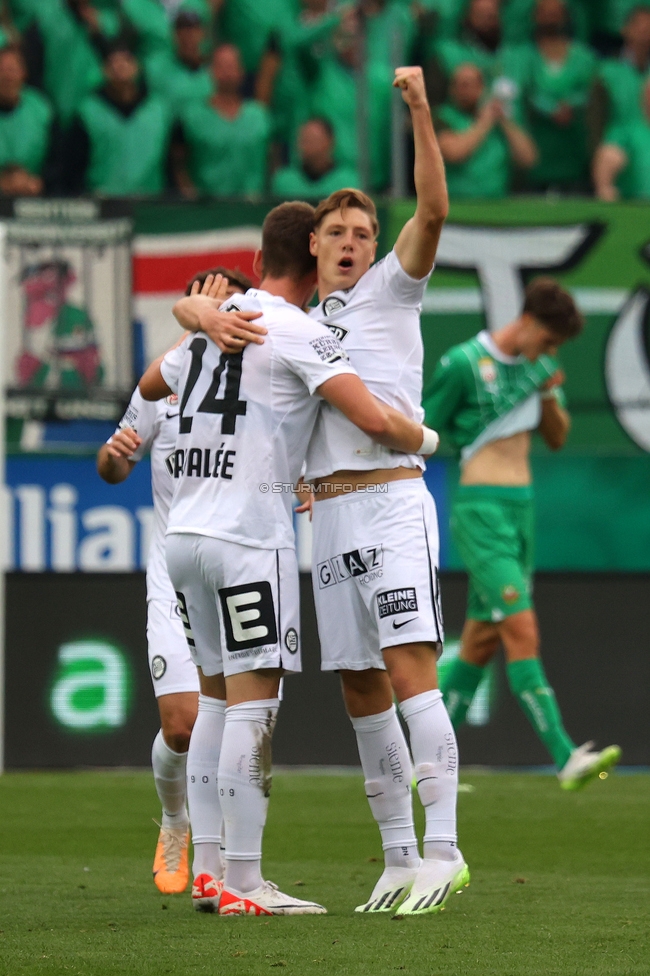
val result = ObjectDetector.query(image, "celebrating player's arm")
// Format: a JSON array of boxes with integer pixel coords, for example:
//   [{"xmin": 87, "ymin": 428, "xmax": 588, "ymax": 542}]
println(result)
[
  {"xmin": 139, "ymin": 337, "xmax": 438, "ymax": 459},
  {"xmin": 172, "ymin": 279, "xmax": 267, "ymax": 354},
  {"xmin": 392, "ymin": 65, "xmax": 449, "ymax": 279},
  {"xmin": 538, "ymin": 369, "xmax": 570, "ymax": 450},
  {"xmin": 317, "ymin": 373, "xmax": 438, "ymax": 456}
]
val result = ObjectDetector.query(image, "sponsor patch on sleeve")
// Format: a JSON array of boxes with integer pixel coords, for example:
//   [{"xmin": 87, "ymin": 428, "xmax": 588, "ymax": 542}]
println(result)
[
  {"xmin": 119, "ymin": 403, "xmax": 138, "ymax": 430},
  {"xmin": 310, "ymin": 335, "xmax": 349, "ymax": 364}
]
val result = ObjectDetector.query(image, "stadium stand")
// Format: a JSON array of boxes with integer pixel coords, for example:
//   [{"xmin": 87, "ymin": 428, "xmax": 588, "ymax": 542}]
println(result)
[{"xmin": 0, "ymin": 0, "xmax": 648, "ymax": 198}]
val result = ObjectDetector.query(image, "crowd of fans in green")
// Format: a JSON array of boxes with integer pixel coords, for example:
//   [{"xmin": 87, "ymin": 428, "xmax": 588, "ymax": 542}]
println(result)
[{"xmin": 0, "ymin": 0, "xmax": 649, "ymax": 200}]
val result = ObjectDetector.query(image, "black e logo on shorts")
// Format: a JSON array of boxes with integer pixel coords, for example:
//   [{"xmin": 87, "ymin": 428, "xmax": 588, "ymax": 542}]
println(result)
[
  {"xmin": 377, "ymin": 588, "xmax": 418, "ymax": 619},
  {"xmin": 219, "ymin": 581, "xmax": 278, "ymax": 652}
]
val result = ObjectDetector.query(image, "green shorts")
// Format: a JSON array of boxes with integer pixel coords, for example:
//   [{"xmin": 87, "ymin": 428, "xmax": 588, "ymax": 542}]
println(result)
[{"xmin": 450, "ymin": 485, "xmax": 535, "ymax": 622}]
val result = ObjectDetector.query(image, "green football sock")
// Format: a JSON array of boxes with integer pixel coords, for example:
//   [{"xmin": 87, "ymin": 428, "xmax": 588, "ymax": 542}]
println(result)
[
  {"xmin": 441, "ymin": 658, "xmax": 484, "ymax": 729},
  {"xmin": 506, "ymin": 658, "xmax": 575, "ymax": 770}
]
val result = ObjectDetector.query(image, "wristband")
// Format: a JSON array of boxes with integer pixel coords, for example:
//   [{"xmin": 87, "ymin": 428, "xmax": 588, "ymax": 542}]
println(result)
[
  {"xmin": 541, "ymin": 388, "xmax": 559, "ymax": 401},
  {"xmin": 418, "ymin": 426, "xmax": 440, "ymax": 455}
]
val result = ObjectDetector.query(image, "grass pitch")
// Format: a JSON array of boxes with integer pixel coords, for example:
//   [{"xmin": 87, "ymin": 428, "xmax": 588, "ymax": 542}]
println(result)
[{"xmin": 0, "ymin": 769, "xmax": 647, "ymax": 976}]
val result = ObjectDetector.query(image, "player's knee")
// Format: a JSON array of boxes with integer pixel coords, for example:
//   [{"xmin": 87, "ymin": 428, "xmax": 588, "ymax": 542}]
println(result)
[
  {"xmin": 340, "ymin": 669, "xmax": 393, "ymax": 717},
  {"xmin": 161, "ymin": 721, "xmax": 193, "ymax": 753},
  {"xmin": 500, "ymin": 611, "xmax": 539, "ymax": 654}
]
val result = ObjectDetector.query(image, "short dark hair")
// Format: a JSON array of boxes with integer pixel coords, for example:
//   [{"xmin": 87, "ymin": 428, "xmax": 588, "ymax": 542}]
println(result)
[
  {"xmin": 523, "ymin": 277, "xmax": 583, "ymax": 339},
  {"xmin": 313, "ymin": 188, "xmax": 379, "ymax": 237},
  {"xmin": 261, "ymin": 201, "xmax": 316, "ymax": 280},
  {"xmin": 184, "ymin": 266, "xmax": 253, "ymax": 296}
]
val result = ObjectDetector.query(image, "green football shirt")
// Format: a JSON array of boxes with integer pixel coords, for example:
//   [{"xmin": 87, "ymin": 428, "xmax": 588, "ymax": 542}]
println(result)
[
  {"xmin": 515, "ymin": 41, "xmax": 597, "ymax": 187},
  {"xmin": 180, "ymin": 98, "xmax": 271, "ymax": 198},
  {"xmin": 605, "ymin": 119, "xmax": 650, "ymax": 199},
  {"xmin": 0, "ymin": 87, "xmax": 53, "ymax": 175},
  {"xmin": 423, "ymin": 331, "xmax": 560, "ymax": 461},
  {"xmin": 144, "ymin": 52, "xmax": 212, "ymax": 115},
  {"xmin": 78, "ymin": 91, "xmax": 174, "ymax": 195},
  {"xmin": 599, "ymin": 58, "xmax": 650, "ymax": 126},
  {"xmin": 33, "ymin": 0, "xmax": 120, "ymax": 127},
  {"xmin": 436, "ymin": 104, "xmax": 512, "ymax": 199}
]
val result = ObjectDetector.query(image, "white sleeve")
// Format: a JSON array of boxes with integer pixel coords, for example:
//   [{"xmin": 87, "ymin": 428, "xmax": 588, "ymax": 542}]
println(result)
[
  {"xmin": 160, "ymin": 336, "xmax": 191, "ymax": 393},
  {"xmin": 274, "ymin": 318, "xmax": 358, "ymax": 395},
  {"xmin": 376, "ymin": 248, "xmax": 432, "ymax": 307},
  {"xmin": 113, "ymin": 387, "xmax": 159, "ymax": 462}
]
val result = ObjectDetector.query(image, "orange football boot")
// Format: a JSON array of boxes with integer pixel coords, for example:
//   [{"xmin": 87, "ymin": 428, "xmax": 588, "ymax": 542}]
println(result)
[{"xmin": 153, "ymin": 824, "xmax": 190, "ymax": 894}]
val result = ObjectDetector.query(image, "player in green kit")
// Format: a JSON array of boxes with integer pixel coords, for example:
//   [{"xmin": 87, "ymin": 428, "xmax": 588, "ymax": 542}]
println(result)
[{"xmin": 424, "ymin": 278, "xmax": 621, "ymax": 790}]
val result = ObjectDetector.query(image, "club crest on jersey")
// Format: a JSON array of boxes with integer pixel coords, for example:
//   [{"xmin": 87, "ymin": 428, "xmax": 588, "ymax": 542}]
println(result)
[
  {"xmin": 502, "ymin": 584, "xmax": 520, "ymax": 604},
  {"xmin": 478, "ymin": 357, "xmax": 498, "ymax": 384},
  {"xmin": 323, "ymin": 295, "xmax": 346, "ymax": 316},
  {"xmin": 284, "ymin": 627, "xmax": 299, "ymax": 654},
  {"xmin": 151, "ymin": 655, "xmax": 167, "ymax": 680}
]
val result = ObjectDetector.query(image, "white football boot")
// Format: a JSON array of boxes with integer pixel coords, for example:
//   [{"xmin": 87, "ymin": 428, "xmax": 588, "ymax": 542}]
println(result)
[
  {"xmin": 218, "ymin": 880, "xmax": 327, "ymax": 916},
  {"xmin": 393, "ymin": 853, "xmax": 470, "ymax": 918},
  {"xmin": 355, "ymin": 866, "xmax": 419, "ymax": 913},
  {"xmin": 558, "ymin": 742, "xmax": 621, "ymax": 791}
]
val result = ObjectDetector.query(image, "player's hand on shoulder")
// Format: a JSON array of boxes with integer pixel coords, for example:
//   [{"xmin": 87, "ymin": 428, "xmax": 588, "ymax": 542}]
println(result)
[
  {"xmin": 393, "ymin": 66, "xmax": 428, "ymax": 108},
  {"xmin": 194, "ymin": 301, "xmax": 267, "ymax": 354},
  {"xmin": 107, "ymin": 427, "xmax": 142, "ymax": 459}
]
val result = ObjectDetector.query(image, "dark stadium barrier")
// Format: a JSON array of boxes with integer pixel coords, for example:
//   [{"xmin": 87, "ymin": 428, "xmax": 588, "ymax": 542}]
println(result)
[{"xmin": 4, "ymin": 572, "xmax": 649, "ymax": 768}]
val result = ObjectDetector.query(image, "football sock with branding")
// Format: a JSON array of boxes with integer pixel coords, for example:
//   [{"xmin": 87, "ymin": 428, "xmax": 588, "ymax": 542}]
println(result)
[
  {"xmin": 152, "ymin": 728, "xmax": 189, "ymax": 829},
  {"xmin": 186, "ymin": 695, "xmax": 226, "ymax": 879},
  {"xmin": 349, "ymin": 706, "xmax": 420, "ymax": 868},
  {"xmin": 219, "ymin": 699, "xmax": 279, "ymax": 894},
  {"xmin": 507, "ymin": 659, "xmax": 575, "ymax": 770},
  {"xmin": 399, "ymin": 690, "xmax": 458, "ymax": 859},
  {"xmin": 440, "ymin": 658, "xmax": 484, "ymax": 729}
]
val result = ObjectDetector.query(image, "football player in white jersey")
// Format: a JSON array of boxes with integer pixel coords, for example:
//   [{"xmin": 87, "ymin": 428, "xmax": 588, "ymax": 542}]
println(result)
[
  {"xmin": 173, "ymin": 66, "xmax": 466, "ymax": 918},
  {"xmin": 138, "ymin": 202, "xmax": 439, "ymax": 917},
  {"xmin": 97, "ymin": 267, "xmax": 251, "ymax": 895},
  {"xmin": 302, "ymin": 67, "xmax": 467, "ymax": 919}
]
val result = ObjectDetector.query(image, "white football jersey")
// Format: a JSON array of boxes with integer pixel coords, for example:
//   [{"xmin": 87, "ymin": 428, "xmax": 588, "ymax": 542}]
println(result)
[
  {"xmin": 304, "ymin": 249, "xmax": 431, "ymax": 480},
  {"xmin": 161, "ymin": 288, "xmax": 357, "ymax": 550},
  {"xmin": 113, "ymin": 387, "xmax": 179, "ymax": 602}
]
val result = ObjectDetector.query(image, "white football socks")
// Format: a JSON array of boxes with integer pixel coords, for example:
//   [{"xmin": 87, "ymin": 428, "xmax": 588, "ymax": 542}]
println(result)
[
  {"xmin": 350, "ymin": 706, "xmax": 420, "ymax": 868},
  {"xmin": 399, "ymin": 689, "xmax": 459, "ymax": 860},
  {"xmin": 186, "ymin": 695, "xmax": 226, "ymax": 880},
  {"xmin": 151, "ymin": 728, "xmax": 189, "ymax": 829},
  {"xmin": 218, "ymin": 698, "xmax": 279, "ymax": 894}
]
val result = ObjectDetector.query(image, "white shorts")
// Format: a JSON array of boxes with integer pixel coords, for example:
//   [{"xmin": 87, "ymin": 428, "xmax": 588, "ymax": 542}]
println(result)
[
  {"xmin": 311, "ymin": 478, "xmax": 443, "ymax": 672},
  {"xmin": 147, "ymin": 597, "xmax": 200, "ymax": 697},
  {"xmin": 165, "ymin": 533, "xmax": 301, "ymax": 679}
]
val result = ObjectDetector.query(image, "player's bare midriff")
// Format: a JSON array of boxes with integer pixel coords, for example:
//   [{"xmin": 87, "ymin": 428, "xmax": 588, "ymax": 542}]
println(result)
[
  {"xmin": 460, "ymin": 431, "xmax": 532, "ymax": 486},
  {"xmin": 313, "ymin": 465, "xmax": 422, "ymax": 500}
]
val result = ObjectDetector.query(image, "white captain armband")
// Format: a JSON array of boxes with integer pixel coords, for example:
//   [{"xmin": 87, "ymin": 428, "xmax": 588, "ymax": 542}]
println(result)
[{"xmin": 418, "ymin": 426, "xmax": 440, "ymax": 455}]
